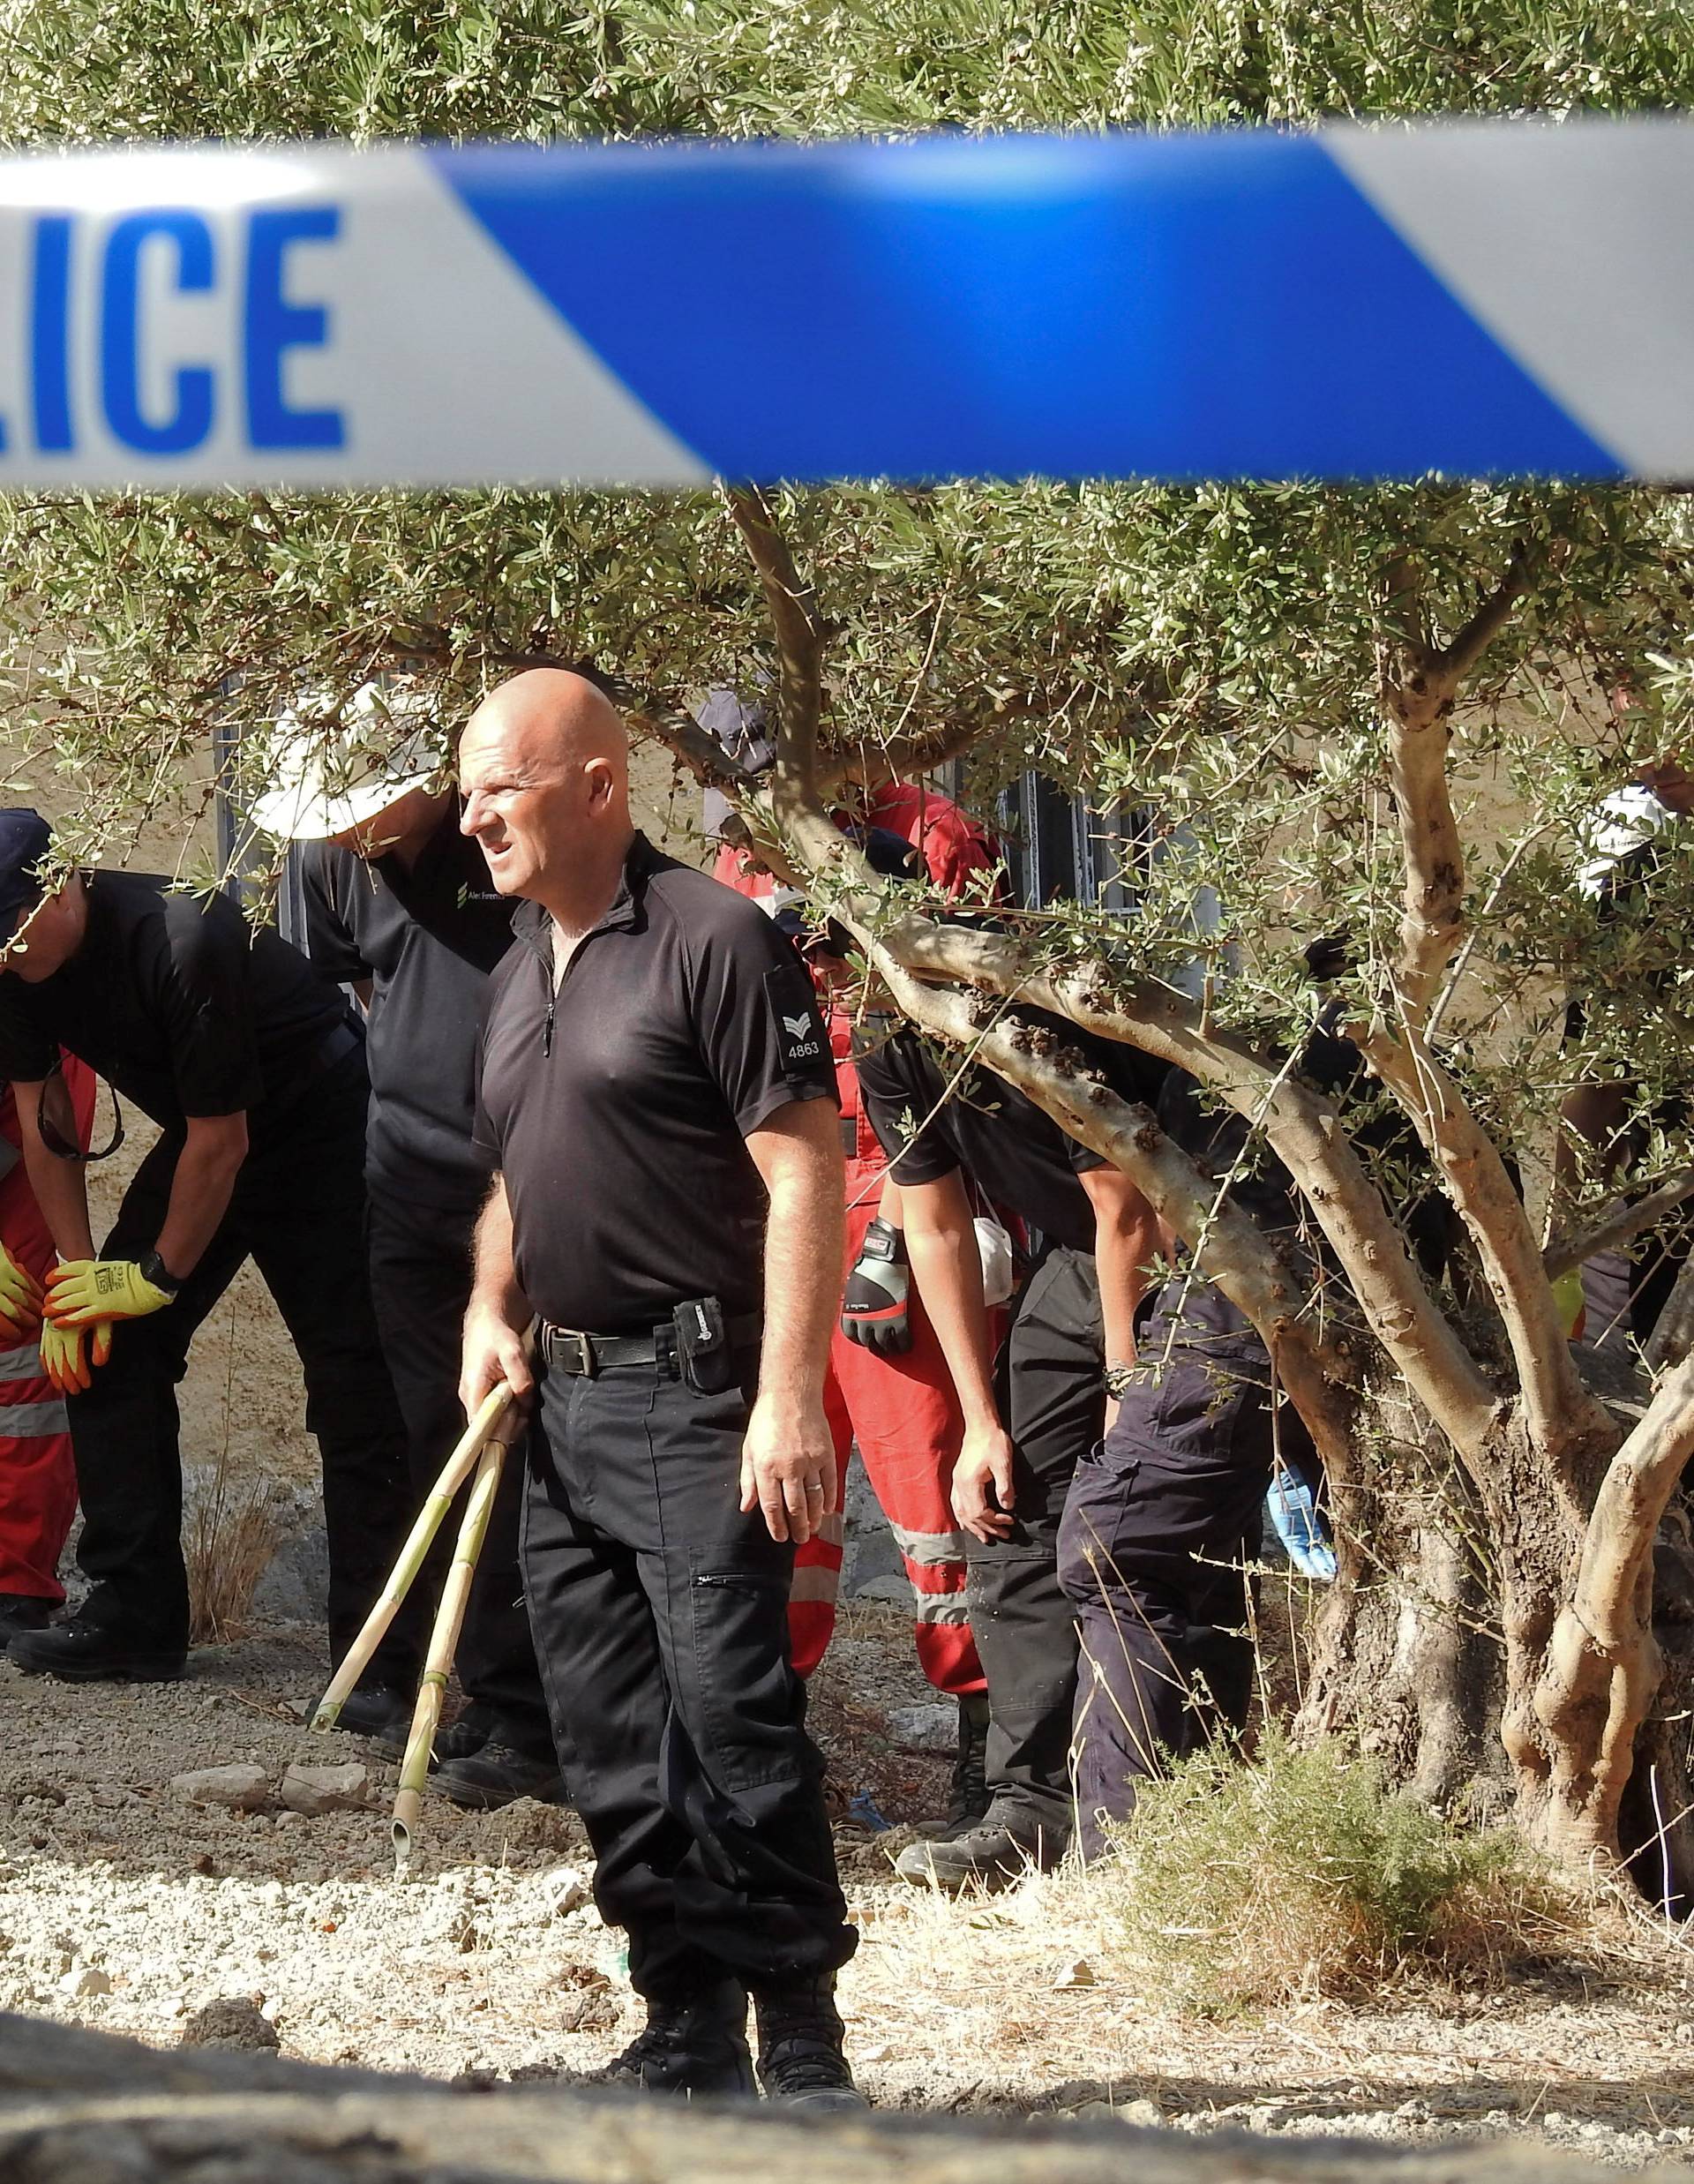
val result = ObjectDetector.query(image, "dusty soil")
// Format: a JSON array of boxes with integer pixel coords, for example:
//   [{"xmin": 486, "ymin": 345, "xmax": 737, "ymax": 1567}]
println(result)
[{"xmin": 0, "ymin": 1600, "xmax": 1690, "ymax": 2172}]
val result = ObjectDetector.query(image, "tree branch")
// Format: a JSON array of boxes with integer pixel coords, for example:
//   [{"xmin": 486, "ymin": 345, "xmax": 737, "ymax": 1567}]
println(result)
[
  {"xmin": 726, "ymin": 486, "xmax": 824, "ymax": 812},
  {"xmin": 868, "ymin": 950, "xmax": 1362, "ymax": 1465},
  {"xmin": 886, "ymin": 920, "xmax": 1501, "ymax": 1457},
  {"xmin": 1358, "ymin": 1024, "xmax": 1615, "ymax": 1471},
  {"xmin": 1544, "ymin": 1168, "xmax": 1694, "ymax": 1285},
  {"xmin": 1533, "ymin": 1346, "xmax": 1694, "ymax": 1852},
  {"xmin": 1378, "ymin": 541, "xmax": 1537, "ymax": 1030}
]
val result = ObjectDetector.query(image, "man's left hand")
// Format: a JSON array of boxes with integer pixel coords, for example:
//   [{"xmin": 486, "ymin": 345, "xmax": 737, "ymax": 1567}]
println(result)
[
  {"xmin": 47, "ymin": 1258, "xmax": 174, "ymax": 1329},
  {"xmin": 739, "ymin": 1392, "xmax": 836, "ymax": 1546}
]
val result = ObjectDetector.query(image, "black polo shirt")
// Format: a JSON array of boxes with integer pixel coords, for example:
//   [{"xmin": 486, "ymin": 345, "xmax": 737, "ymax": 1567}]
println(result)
[
  {"xmin": 473, "ymin": 833, "xmax": 836, "ymax": 1332},
  {"xmin": 297, "ymin": 799, "xmax": 515, "ymax": 1211},
  {"xmin": 855, "ymin": 1015, "xmax": 1169, "ymax": 1253},
  {"xmin": 0, "ymin": 872, "xmax": 350, "ymax": 1138}
]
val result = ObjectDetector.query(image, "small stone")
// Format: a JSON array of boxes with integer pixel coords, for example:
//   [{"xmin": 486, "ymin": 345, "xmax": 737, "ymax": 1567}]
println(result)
[
  {"xmin": 1053, "ymin": 1956, "xmax": 1096, "ymax": 1989},
  {"xmin": 858, "ymin": 2042, "xmax": 896, "ymax": 2065},
  {"xmin": 1120, "ymin": 2098, "xmax": 1163, "ymax": 2128},
  {"xmin": 58, "ymin": 1964, "xmax": 110, "ymax": 1997},
  {"xmin": 169, "ymin": 1764, "xmax": 270, "ymax": 1812},
  {"xmin": 181, "ymin": 1995, "xmax": 281, "ymax": 2052},
  {"xmin": 543, "ymin": 1865, "xmax": 591, "ymax": 1917},
  {"xmin": 279, "ymin": 1762, "xmax": 370, "ymax": 1816},
  {"xmin": 886, "ymin": 1701, "xmax": 957, "ymax": 1752}
]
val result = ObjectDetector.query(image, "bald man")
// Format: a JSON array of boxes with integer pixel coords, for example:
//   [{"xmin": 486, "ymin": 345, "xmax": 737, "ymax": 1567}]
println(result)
[{"xmin": 457, "ymin": 672, "xmax": 863, "ymax": 2111}]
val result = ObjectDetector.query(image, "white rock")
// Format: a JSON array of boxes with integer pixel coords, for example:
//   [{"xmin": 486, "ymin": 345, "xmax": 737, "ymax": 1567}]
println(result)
[
  {"xmin": 59, "ymin": 1964, "xmax": 110, "ymax": 1997},
  {"xmin": 543, "ymin": 1865, "xmax": 591, "ymax": 1917},
  {"xmin": 279, "ymin": 1763, "xmax": 370, "ymax": 1816},
  {"xmin": 886, "ymin": 1701, "xmax": 957, "ymax": 1752},
  {"xmin": 169, "ymin": 1765, "xmax": 271, "ymax": 1813}
]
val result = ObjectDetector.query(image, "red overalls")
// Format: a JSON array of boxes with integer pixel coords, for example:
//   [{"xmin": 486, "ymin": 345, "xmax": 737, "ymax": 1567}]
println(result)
[
  {"xmin": 711, "ymin": 787, "xmax": 995, "ymax": 1693},
  {"xmin": 786, "ymin": 1001, "xmax": 984, "ymax": 1692},
  {"xmin": 0, "ymin": 1060, "xmax": 94, "ymax": 1600}
]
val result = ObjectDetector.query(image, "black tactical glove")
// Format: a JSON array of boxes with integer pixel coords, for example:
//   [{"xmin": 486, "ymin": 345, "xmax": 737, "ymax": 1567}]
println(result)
[{"xmin": 839, "ymin": 1217, "xmax": 912, "ymax": 1356}]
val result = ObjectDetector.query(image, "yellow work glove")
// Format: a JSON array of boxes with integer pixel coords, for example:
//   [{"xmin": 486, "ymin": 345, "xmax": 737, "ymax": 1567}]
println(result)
[
  {"xmin": 1550, "ymin": 1268, "xmax": 1586, "ymax": 1342},
  {"xmin": 46, "ymin": 1257, "xmax": 174, "ymax": 1329},
  {"xmin": 0, "ymin": 1241, "xmax": 42, "ymax": 1347},
  {"xmin": 39, "ymin": 1315, "xmax": 111, "ymax": 1397}
]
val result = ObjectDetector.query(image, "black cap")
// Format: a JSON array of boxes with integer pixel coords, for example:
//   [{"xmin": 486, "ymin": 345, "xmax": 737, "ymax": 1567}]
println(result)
[{"xmin": 0, "ymin": 809, "xmax": 52, "ymax": 943}]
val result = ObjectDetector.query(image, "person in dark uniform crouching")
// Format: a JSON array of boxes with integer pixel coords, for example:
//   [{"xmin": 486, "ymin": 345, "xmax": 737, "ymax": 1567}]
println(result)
[
  {"xmin": 252, "ymin": 685, "xmax": 560, "ymax": 1804},
  {"xmin": 457, "ymin": 670, "xmax": 863, "ymax": 2110},
  {"xmin": 0, "ymin": 811, "xmax": 416, "ymax": 1722}
]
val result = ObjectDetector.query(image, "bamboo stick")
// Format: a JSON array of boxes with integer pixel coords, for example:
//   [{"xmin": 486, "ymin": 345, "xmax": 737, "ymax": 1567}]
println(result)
[
  {"xmin": 393, "ymin": 1437, "xmax": 506, "ymax": 1876},
  {"xmin": 311, "ymin": 1381, "xmax": 514, "ymax": 1734}
]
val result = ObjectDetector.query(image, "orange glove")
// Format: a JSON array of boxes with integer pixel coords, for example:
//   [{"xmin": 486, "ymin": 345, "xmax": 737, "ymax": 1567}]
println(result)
[{"xmin": 39, "ymin": 1314, "xmax": 112, "ymax": 1397}]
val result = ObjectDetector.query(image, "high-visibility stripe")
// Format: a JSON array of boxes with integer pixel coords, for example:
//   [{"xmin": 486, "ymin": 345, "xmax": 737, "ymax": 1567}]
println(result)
[
  {"xmin": 0, "ymin": 1342, "xmax": 42, "ymax": 1377},
  {"xmin": 0, "ymin": 1397, "xmax": 68, "ymax": 1436},
  {"xmin": 890, "ymin": 1519, "xmax": 972, "ymax": 1568},
  {"xmin": 790, "ymin": 1565, "xmax": 843, "ymax": 1606},
  {"xmin": 912, "ymin": 1595, "xmax": 973, "ymax": 1626}
]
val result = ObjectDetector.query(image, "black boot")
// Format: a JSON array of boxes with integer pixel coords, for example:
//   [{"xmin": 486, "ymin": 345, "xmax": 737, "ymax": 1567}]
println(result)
[
  {"xmin": 434, "ymin": 1703, "xmax": 496, "ymax": 1767},
  {"xmin": 321, "ymin": 1681, "xmax": 413, "ymax": 1758},
  {"xmin": 914, "ymin": 1692, "xmax": 990, "ymax": 1838},
  {"xmin": 431, "ymin": 1742, "xmax": 567, "ymax": 1811},
  {"xmin": 753, "ymin": 1977, "xmax": 866, "ymax": 2112},
  {"xmin": 0, "ymin": 1595, "xmax": 54, "ymax": 1642},
  {"xmin": 590, "ymin": 1979, "xmax": 754, "ymax": 2098},
  {"xmin": 8, "ymin": 1612, "xmax": 184, "ymax": 1684}
]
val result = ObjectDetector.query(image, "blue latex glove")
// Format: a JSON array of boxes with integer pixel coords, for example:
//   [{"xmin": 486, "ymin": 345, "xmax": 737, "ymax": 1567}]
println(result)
[{"xmin": 1266, "ymin": 1466, "xmax": 1338, "ymax": 1582}]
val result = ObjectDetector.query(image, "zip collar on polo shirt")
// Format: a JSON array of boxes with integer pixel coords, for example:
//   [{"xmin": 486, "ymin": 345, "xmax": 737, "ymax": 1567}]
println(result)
[{"xmin": 511, "ymin": 831, "xmax": 658, "ymax": 966}]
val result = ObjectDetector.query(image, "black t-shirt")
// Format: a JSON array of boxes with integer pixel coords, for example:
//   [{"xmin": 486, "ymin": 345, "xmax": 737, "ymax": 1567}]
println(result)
[
  {"xmin": 297, "ymin": 801, "xmax": 514, "ymax": 1210},
  {"xmin": 0, "ymin": 872, "xmax": 350, "ymax": 1137},
  {"xmin": 473, "ymin": 833, "xmax": 836, "ymax": 1331},
  {"xmin": 855, "ymin": 1013, "xmax": 1169, "ymax": 1253}
]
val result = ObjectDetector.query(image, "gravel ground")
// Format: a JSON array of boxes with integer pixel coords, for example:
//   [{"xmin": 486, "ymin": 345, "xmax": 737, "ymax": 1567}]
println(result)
[{"xmin": 1, "ymin": 1602, "xmax": 1692, "ymax": 2170}]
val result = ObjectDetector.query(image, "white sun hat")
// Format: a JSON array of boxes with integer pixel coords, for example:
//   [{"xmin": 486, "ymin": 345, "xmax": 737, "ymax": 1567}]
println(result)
[{"xmin": 248, "ymin": 680, "xmax": 448, "ymax": 843}]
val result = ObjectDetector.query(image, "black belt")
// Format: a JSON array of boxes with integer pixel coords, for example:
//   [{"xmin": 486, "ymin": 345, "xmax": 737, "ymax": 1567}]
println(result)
[{"xmin": 540, "ymin": 1313, "xmax": 761, "ymax": 1377}]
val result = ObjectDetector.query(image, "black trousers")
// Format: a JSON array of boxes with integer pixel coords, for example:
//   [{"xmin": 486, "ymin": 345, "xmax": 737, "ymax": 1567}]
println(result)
[
  {"xmin": 65, "ymin": 1055, "xmax": 417, "ymax": 1675},
  {"xmin": 365, "ymin": 1185, "xmax": 551, "ymax": 1757},
  {"xmin": 1060, "ymin": 1277, "xmax": 1293, "ymax": 1857},
  {"xmin": 967, "ymin": 1244, "xmax": 1104, "ymax": 1841},
  {"xmin": 521, "ymin": 1351, "xmax": 854, "ymax": 2003}
]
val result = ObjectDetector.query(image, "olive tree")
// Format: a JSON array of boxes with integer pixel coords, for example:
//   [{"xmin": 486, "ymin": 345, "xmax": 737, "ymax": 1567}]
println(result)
[{"xmin": 5, "ymin": 0, "xmax": 1694, "ymax": 1886}]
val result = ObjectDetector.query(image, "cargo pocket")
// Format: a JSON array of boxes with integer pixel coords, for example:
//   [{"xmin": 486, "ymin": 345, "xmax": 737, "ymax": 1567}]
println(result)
[{"xmin": 687, "ymin": 1557, "xmax": 804, "ymax": 1794}]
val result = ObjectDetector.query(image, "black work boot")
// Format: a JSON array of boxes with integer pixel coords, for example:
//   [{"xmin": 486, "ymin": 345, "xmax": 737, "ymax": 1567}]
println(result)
[
  {"xmin": 324, "ymin": 1681, "xmax": 413, "ymax": 1758},
  {"xmin": 0, "ymin": 1595, "xmax": 54, "ymax": 1642},
  {"xmin": 589, "ymin": 1979, "xmax": 754, "ymax": 2098},
  {"xmin": 913, "ymin": 1692, "xmax": 990, "ymax": 1839},
  {"xmin": 895, "ymin": 1802, "xmax": 1066, "ymax": 1893},
  {"xmin": 434, "ymin": 1703, "xmax": 497, "ymax": 1767},
  {"xmin": 753, "ymin": 1977, "xmax": 866, "ymax": 2113},
  {"xmin": 431, "ymin": 1742, "xmax": 567, "ymax": 1811},
  {"xmin": 8, "ymin": 1612, "xmax": 184, "ymax": 1684}
]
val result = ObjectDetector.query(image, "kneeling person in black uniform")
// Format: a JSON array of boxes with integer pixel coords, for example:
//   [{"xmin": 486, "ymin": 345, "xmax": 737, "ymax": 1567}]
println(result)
[
  {"xmin": 0, "ymin": 813, "xmax": 415, "ymax": 1718},
  {"xmin": 458, "ymin": 671, "xmax": 862, "ymax": 2110}
]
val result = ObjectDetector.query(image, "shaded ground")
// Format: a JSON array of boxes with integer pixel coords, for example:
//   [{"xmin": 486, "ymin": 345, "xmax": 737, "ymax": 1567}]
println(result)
[{"xmin": 0, "ymin": 1602, "xmax": 1690, "ymax": 2170}]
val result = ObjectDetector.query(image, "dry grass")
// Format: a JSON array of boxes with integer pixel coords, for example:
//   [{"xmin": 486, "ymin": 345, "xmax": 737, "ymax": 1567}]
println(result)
[
  {"xmin": 1097, "ymin": 1730, "xmax": 1595, "ymax": 2017},
  {"xmin": 184, "ymin": 1455, "xmax": 289, "ymax": 1645}
]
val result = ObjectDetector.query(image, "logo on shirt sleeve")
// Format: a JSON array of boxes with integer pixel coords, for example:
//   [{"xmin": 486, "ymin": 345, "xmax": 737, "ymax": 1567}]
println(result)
[{"xmin": 764, "ymin": 967, "xmax": 825, "ymax": 1069}]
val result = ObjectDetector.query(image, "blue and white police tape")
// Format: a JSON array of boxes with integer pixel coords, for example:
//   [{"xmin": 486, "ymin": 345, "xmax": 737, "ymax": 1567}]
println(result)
[{"xmin": 0, "ymin": 117, "xmax": 1687, "ymax": 490}]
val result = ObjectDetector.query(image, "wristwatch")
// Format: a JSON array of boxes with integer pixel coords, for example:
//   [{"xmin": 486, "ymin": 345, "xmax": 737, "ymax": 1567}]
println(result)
[{"xmin": 138, "ymin": 1248, "xmax": 183, "ymax": 1298}]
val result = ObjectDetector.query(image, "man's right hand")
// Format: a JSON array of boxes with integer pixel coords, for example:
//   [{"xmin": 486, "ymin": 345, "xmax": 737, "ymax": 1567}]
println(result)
[
  {"xmin": 0, "ymin": 1242, "xmax": 42, "ymax": 1347},
  {"xmin": 951, "ymin": 1420, "xmax": 1018, "ymax": 1544},
  {"xmin": 459, "ymin": 1305, "xmax": 535, "ymax": 1435}
]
